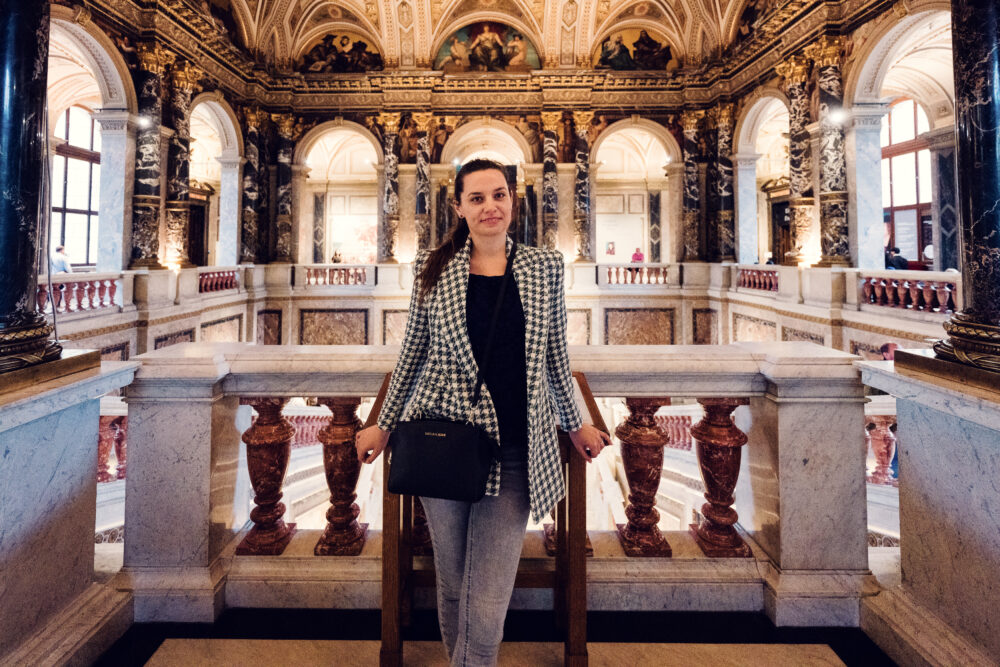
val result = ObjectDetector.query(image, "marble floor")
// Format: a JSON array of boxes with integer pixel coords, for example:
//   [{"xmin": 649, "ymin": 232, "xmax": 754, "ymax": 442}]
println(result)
[{"xmin": 146, "ymin": 639, "xmax": 846, "ymax": 666}]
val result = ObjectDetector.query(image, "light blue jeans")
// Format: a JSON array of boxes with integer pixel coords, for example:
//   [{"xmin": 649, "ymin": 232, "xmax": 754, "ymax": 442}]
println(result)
[{"xmin": 420, "ymin": 447, "xmax": 530, "ymax": 667}]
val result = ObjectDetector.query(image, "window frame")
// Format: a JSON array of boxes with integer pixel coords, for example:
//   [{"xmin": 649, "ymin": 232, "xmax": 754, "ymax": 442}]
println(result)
[
  {"xmin": 51, "ymin": 106, "xmax": 101, "ymax": 268},
  {"xmin": 881, "ymin": 99, "xmax": 932, "ymax": 267}
]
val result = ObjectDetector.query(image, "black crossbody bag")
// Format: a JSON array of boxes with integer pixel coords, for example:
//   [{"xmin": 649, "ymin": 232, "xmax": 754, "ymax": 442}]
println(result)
[{"xmin": 386, "ymin": 242, "xmax": 518, "ymax": 502}]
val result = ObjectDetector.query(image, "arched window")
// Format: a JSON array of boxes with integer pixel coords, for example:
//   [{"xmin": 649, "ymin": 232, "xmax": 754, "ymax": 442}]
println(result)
[
  {"xmin": 51, "ymin": 105, "xmax": 101, "ymax": 268},
  {"xmin": 881, "ymin": 99, "xmax": 932, "ymax": 267}
]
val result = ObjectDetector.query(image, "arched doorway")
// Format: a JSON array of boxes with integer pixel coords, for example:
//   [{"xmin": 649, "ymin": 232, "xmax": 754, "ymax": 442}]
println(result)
[
  {"xmin": 47, "ymin": 12, "xmax": 136, "ymax": 272},
  {"xmin": 189, "ymin": 93, "xmax": 244, "ymax": 266},
  {"xmin": 298, "ymin": 123, "xmax": 381, "ymax": 264},
  {"xmin": 734, "ymin": 95, "xmax": 790, "ymax": 264},
  {"xmin": 844, "ymin": 6, "xmax": 955, "ymax": 269},
  {"xmin": 590, "ymin": 119, "xmax": 680, "ymax": 263}
]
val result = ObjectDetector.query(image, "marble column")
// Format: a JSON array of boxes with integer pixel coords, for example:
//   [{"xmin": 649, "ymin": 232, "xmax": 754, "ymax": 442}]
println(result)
[
  {"xmin": 648, "ymin": 190, "xmax": 662, "ymax": 262},
  {"xmin": 93, "ymin": 110, "xmax": 137, "ymax": 272},
  {"xmin": 540, "ymin": 112, "xmax": 562, "ymax": 250},
  {"xmin": 216, "ymin": 157, "xmax": 243, "ymax": 267},
  {"xmin": 0, "ymin": 1, "xmax": 62, "ymax": 372},
  {"xmin": 271, "ymin": 114, "xmax": 302, "ymax": 263},
  {"xmin": 523, "ymin": 180, "xmax": 538, "ymax": 246},
  {"xmin": 924, "ymin": 127, "xmax": 960, "ymax": 270},
  {"xmin": 704, "ymin": 113, "xmax": 721, "ymax": 260},
  {"xmin": 777, "ymin": 56, "xmax": 815, "ymax": 265},
  {"xmin": 378, "ymin": 112, "xmax": 400, "ymax": 263},
  {"xmin": 806, "ymin": 37, "xmax": 850, "ymax": 267},
  {"xmin": 435, "ymin": 182, "xmax": 451, "ymax": 245},
  {"xmin": 164, "ymin": 60, "xmax": 201, "ymax": 268},
  {"xmin": 412, "ymin": 113, "xmax": 433, "ymax": 251},
  {"xmin": 572, "ymin": 111, "xmax": 594, "ymax": 261},
  {"xmin": 239, "ymin": 107, "xmax": 266, "ymax": 263},
  {"xmin": 933, "ymin": 0, "xmax": 1000, "ymax": 372},
  {"xmin": 681, "ymin": 110, "xmax": 704, "ymax": 261},
  {"xmin": 846, "ymin": 104, "xmax": 888, "ymax": 269},
  {"xmin": 313, "ymin": 192, "xmax": 326, "ymax": 263},
  {"xmin": 715, "ymin": 104, "xmax": 736, "ymax": 262},
  {"xmin": 130, "ymin": 43, "xmax": 175, "ymax": 269},
  {"xmin": 734, "ymin": 153, "xmax": 761, "ymax": 264}
]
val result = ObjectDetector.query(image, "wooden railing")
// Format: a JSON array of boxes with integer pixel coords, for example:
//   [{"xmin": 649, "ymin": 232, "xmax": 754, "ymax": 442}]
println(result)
[
  {"xmin": 858, "ymin": 270, "xmax": 957, "ymax": 313},
  {"xmin": 198, "ymin": 267, "xmax": 240, "ymax": 293},
  {"xmin": 737, "ymin": 267, "xmax": 779, "ymax": 292},
  {"xmin": 36, "ymin": 272, "xmax": 122, "ymax": 314}
]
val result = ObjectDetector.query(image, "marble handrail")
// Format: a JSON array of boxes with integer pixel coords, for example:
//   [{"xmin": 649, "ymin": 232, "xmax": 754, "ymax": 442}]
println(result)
[
  {"xmin": 197, "ymin": 267, "xmax": 240, "ymax": 293},
  {"xmin": 597, "ymin": 263, "xmax": 678, "ymax": 286},
  {"xmin": 857, "ymin": 269, "xmax": 959, "ymax": 314},
  {"xmin": 734, "ymin": 265, "xmax": 779, "ymax": 292},
  {"xmin": 36, "ymin": 272, "xmax": 123, "ymax": 314},
  {"xmin": 301, "ymin": 264, "xmax": 375, "ymax": 287}
]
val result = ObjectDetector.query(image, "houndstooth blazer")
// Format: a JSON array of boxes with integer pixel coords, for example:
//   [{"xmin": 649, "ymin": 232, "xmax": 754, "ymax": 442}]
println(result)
[{"xmin": 377, "ymin": 235, "xmax": 583, "ymax": 522}]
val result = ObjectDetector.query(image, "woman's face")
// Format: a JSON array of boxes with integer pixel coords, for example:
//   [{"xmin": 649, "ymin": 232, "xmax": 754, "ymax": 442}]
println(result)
[{"xmin": 454, "ymin": 169, "xmax": 513, "ymax": 241}]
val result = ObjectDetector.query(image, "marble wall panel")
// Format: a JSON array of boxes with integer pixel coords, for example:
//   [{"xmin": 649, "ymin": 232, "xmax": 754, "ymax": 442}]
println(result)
[
  {"xmin": 604, "ymin": 308, "xmax": 674, "ymax": 345},
  {"xmin": 849, "ymin": 340, "xmax": 883, "ymax": 360},
  {"xmin": 100, "ymin": 341, "xmax": 130, "ymax": 361},
  {"xmin": 733, "ymin": 313, "xmax": 777, "ymax": 342},
  {"xmin": 154, "ymin": 329, "xmax": 195, "ymax": 350},
  {"xmin": 782, "ymin": 327, "xmax": 824, "ymax": 344},
  {"xmin": 200, "ymin": 315, "xmax": 242, "ymax": 343},
  {"xmin": 693, "ymin": 308, "xmax": 718, "ymax": 345},
  {"xmin": 256, "ymin": 310, "xmax": 281, "ymax": 345},
  {"xmin": 566, "ymin": 309, "xmax": 592, "ymax": 345},
  {"xmin": 381, "ymin": 309, "xmax": 409, "ymax": 345},
  {"xmin": 300, "ymin": 309, "xmax": 368, "ymax": 345}
]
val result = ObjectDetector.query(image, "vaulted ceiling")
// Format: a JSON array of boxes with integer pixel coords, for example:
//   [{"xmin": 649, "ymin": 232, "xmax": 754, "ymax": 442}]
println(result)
[{"xmin": 203, "ymin": 0, "xmax": 757, "ymax": 68}]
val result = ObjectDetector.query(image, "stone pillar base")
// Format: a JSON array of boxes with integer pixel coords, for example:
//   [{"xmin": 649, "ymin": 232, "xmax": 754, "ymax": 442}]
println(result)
[{"xmin": 933, "ymin": 313, "xmax": 1000, "ymax": 374}]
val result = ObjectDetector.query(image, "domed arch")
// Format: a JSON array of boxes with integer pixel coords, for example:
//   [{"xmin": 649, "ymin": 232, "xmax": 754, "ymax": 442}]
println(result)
[
  {"xmin": 190, "ymin": 91, "xmax": 244, "ymax": 160},
  {"xmin": 294, "ymin": 118, "xmax": 384, "ymax": 166},
  {"xmin": 590, "ymin": 116, "xmax": 682, "ymax": 165},
  {"xmin": 439, "ymin": 118, "xmax": 533, "ymax": 166},
  {"xmin": 734, "ymin": 87, "xmax": 790, "ymax": 153}
]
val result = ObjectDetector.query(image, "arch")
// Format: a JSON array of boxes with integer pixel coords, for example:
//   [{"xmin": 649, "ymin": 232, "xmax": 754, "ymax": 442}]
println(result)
[
  {"xmin": 429, "ymin": 15, "xmax": 543, "ymax": 66},
  {"xmin": 843, "ymin": 3, "xmax": 952, "ymax": 110},
  {"xmin": 295, "ymin": 118, "xmax": 384, "ymax": 166},
  {"xmin": 590, "ymin": 19, "xmax": 686, "ymax": 63},
  {"xmin": 735, "ymin": 88, "xmax": 790, "ymax": 153},
  {"xmin": 50, "ymin": 7, "xmax": 137, "ymax": 115},
  {"xmin": 290, "ymin": 23, "xmax": 386, "ymax": 63},
  {"xmin": 590, "ymin": 116, "xmax": 682, "ymax": 165},
  {"xmin": 49, "ymin": 7, "xmax": 138, "ymax": 273},
  {"xmin": 439, "ymin": 118, "xmax": 533, "ymax": 166},
  {"xmin": 189, "ymin": 92, "xmax": 244, "ymax": 267},
  {"xmin": 190, "ymin": 91, "xmax": 244, "ymax": 159}
]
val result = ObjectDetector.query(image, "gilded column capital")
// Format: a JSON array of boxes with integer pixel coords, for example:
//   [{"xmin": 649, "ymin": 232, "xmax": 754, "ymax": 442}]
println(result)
[
  {"xmin": 572, "ymin": 111, "xmax": 594, "ymax": 134},
  {"xmin": 540, "ymin": 111, "xmax": 563, "ymax": 131},
  {"xmin": 378, "ymin": 112, "xmax": 401, "ymax": 135},
  {"xmin": 776, "ymin": 55, "xmax": 811, "ymax": 86},
  {"xmin": 681, "ymin": 109, "xmax": 704, "ymax": 133},
  {"xmin": 243, "ymin": 106, "xmax": 268, "ymax": 132},
  {"xmin": 410, "ymin": 112, "xmax": 435, "ymax": 134},
  {"xmin": 271, "ymin": 112, "xmax": 306, "ymax": 140},
  {"xmin": 136, "ymin": 42, "xmax": 175, "ymax": 76},
  {"xmin": 715, "ymin": 103, "xmax": 734, "ymax": 128},
  {"xmin": 170, "ymin": 60, "xmax": 203, "ymax": 93},
  {"xmin": 804, "ymin": 35, "xmax": 844, "ymax": 68}
]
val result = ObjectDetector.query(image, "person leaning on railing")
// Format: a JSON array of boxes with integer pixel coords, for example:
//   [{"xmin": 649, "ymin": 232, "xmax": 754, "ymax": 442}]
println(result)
[{"xmin": 355, "ymin": 158, "xmax": 610, "ymax": 666}]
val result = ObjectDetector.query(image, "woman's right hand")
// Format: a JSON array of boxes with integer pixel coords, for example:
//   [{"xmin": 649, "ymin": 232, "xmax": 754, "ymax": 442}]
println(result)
[{"xmin": 356, "ymin": 425, "xmax": 390, "ymax": 464}]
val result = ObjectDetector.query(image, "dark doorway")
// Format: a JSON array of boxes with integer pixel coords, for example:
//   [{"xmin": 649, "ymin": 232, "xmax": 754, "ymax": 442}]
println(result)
[{"xmin": 188, "ymin": 200, "xmax": 208, "ymax": 267}]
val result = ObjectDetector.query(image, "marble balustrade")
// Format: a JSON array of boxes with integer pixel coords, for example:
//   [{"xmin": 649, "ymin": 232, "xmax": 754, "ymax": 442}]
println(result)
[
  {"xmin": 122, "ymin": 341, "xmax": 869, "ymax": 627},
  {"xmin": 36, "ymin": 272, "xmax": 125, "ymax": 314},
  {"xmin": 197, "ymin": 267, "xmax": 240, "ymax": 293},
  {"xmin": 856, "ymin": 269, "xmax": 958, "ymax": 314}
]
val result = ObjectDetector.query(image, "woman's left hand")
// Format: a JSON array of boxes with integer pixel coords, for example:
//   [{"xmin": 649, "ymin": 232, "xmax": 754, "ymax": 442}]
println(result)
[{"xmin": 568, "ymin": 424, "xmax": 613, "ymax": 463}]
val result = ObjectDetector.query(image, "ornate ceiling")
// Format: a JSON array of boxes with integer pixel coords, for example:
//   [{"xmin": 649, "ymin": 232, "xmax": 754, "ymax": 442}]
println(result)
[{"xmin": 202, "ymin": 0, "xmax": 761, "ymax": 69}]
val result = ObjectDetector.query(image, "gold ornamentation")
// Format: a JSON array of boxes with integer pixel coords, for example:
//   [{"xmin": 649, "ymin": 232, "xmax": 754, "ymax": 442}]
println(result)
[
  {"xmin": 682, "ymin": 110, "xmax": 704, "ymax": 132},
  {"xmin": 244, "ymin": 106, "xmax": 268, "ymax": 131},
  {"xmin": 170, "ymin": 60, "xmax": 203, "ymax": 92},
  {"xmin": 137, "ymin": 42, "xmax": 176, "ymax": 76},
  {"xmin": 378, "ymin": 112, "xmax": 401, "ymax": 134},
  {"xmin": 775, "ymin": 55, "xmax": 810, "ymax": 85},
  {"xmin": 540, "ymin": 111, "xmax": 563, "ymax": 130},
  {"xmin": 804, "ymin": 35, "xmax": 844, "ymax": 68}
]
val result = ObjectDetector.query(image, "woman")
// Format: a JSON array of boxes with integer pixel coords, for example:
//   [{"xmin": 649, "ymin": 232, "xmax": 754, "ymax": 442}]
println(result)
[{"xmin": 356, "ymin": 159, "xmax": 610, "ymax": 666}]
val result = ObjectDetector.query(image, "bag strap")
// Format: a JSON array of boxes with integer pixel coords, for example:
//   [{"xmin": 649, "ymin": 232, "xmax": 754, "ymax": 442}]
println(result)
[{"xmin": 471, "ymin": 240, "xmax": 517, "ymax": 407}]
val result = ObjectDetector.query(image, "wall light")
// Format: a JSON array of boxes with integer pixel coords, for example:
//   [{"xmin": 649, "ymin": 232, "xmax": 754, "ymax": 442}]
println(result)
[{"xmin": 829, "ymin": 108, "xmax": 848, "ymax": 125}]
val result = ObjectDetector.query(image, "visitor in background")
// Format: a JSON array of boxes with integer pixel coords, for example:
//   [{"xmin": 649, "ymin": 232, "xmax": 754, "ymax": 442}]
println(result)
[
  {"xmin": 51, "ymin": 245, "xmax": 72, "ymax": 273},
  {"xmin": 886, "ymin": 247, "xmax": 908, "ymax": 270},
  {"xmin": 880, "ymin": 342, "xmax": 898, "ymax": 361},
  {"xmin": 629, "ymin": 247, "xmax": 644, "ymax": 281}
]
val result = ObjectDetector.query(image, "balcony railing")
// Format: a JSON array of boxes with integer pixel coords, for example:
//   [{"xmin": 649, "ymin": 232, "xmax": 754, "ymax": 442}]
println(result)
[
  {"xmin": 857, "ymin": 270, "xmax": 958, "ymax": 314},
  {"xmin": 597, "ymin": 263, "xmax": 678, "ymax": 286},
  {"xmin": 36, "ymin": 272, "xmax": 123, "ymax": 314},
  {"xmin": 198, "ymin": 267, "xmax": 240, "ymax": 293},
  {"xmin": 122, "ymin": 342, "xmax": 870, "ymax": 627},
  {"xmin": 300, "ymin": 264, "xmax": 375, "ymax": 286},
  {"xmin": 736, "ymin": 266, "xmax": 779, "ymax": 292}
]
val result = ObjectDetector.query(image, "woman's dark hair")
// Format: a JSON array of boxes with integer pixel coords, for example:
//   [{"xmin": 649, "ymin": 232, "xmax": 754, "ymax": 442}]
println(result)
[{"xmin": 416, "ymin": 158, "xmax": 517, "ymax": 304}]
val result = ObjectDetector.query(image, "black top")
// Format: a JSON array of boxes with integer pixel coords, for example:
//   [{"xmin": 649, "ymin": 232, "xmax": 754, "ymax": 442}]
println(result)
[{"xmin": 466, "ymin": 273, "xmax": 528, "ymax": 459}]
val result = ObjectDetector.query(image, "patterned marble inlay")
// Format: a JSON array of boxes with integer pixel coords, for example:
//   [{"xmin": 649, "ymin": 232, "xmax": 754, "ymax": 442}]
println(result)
[
  {"xmin": 300, "ymin": 309, "xmax": 368, "ymax": 345},
  {"xmin": 850, "ymin": 340, "xmax": 883, "ymax": 360},
  {"xmin": 201, "ymin": 315, "xmax": 242, "ymax": 343},
  {"xmin": 935, "ymin": 148, "xmax": 959, "ymax": 270},
  {"xmin": 782, "ymin": 327, "xmax": 823, "ymax": 344},
  {"xmin": 382, "ymin": 309, "xmax": 409, "ymax": 345},
  {"xmin": 313, "ymin": 194, "xmax": 326, "ymax": 263},
  {"xmin": 604, "ymin": 308, "xmax": 674, "ymax": 345},
  {"xmin": 732, "ymin": 313, "xmax": 776, "ymax": 342},
  {"xmin": 154, "ymin": 329, "xmax": 195, "ymax": 349},
  {"xmin": 566, "ymin": 309, "xmax": 591, "ymax": 345},
  {"xmin": 257, "ymin": 310, "xmax": 281, "ymax": 345},
  {"xmin": 693, "ymin": 308, "xmax": 718, "ymax": 345}
]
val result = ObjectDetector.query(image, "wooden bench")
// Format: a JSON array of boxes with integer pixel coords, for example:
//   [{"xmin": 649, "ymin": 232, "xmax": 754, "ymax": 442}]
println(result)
[{"xmin": 378, "ymin": 372, "xmax": 608, "ymax": 667}]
